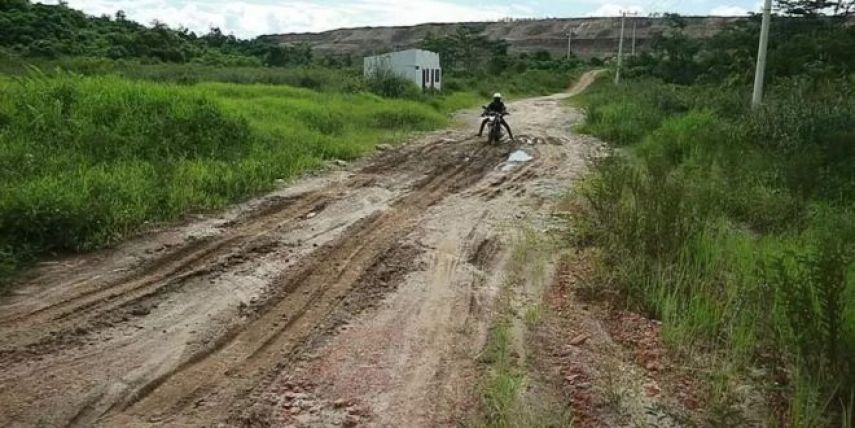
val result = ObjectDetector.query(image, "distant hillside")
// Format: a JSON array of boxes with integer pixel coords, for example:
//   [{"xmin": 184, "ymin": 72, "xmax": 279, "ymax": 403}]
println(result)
[{"xmin": 262, "ymin": 16, "xmax": 746, "ymax": 59}]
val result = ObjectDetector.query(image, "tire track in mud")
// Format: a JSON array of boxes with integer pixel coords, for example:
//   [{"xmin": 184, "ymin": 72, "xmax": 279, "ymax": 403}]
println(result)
[
  {"xmin": 96, "ymin": 142, "xmax": 505, "ymax": 426},
  {"xmin": 0, "ymin": 136, "xmax": 488, "ymax": 426},
  {"xmin": 0, "ymin": 192, "xmax": 332, "ymax": 359},
  {"xmin": 0, "ymin": 135, "xmax": 490, "ymax": 427},
  {"xmin": 473, "ymin": 155, "xmax": 542, "ymax": 201},
  {"xmin": 0, "ymin": 139, "xmax": 459, "ymax": 360}
]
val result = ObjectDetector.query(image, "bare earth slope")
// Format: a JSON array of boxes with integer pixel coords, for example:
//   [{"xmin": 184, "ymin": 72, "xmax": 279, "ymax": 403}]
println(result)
[
  {"xmin": 0, "ymin": 72, "xmax": 601, "ymax": 427},
  {"xmin": 264, "ymin": 17, "xmax": 743, "ymax": 58}
]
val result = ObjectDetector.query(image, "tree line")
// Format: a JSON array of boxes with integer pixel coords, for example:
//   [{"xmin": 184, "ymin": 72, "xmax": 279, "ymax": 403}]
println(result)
[
  {"xmin": 627, "ymin": 9, "xmax": 855, "ymax": 85},
  {"xmin": 0, "ymin": 0, "xmax": 318, "ymax": 67}
]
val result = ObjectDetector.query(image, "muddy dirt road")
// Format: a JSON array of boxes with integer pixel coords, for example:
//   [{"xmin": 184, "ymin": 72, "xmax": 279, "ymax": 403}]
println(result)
[{"xmin": 0, "ymin": 72, "xmax": 601, "ymax": 427}]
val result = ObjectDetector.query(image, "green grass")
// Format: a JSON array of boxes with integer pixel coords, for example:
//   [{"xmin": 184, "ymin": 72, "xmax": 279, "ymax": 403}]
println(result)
[
  {"xmin": 476, "ymin": 228, "xmax": 568, "ymax": 428},
  {"xmin": 479, "ymin": 312, "xmax": 525, "ymax": 428},
  {"xmin": 0, "ymin": 58, "xmax": 577, "ymax": 106},
  {"xmin": 478, "ymin": 297, "xmax": 569, "ymax": 428},
  {"xmin": 0, "ymin": 73, "xmax": 451, "ymax": 287},
  {"xmin": 444, "ymin": 69, "xmax": 582, "ymax": 102},
  {"xmin": 573, "ymin": 77, "xmax": 855, "ymax": 426},
  {"xmin": 0, "ymin": 58, "xmax": 366, "ymax": 92}
]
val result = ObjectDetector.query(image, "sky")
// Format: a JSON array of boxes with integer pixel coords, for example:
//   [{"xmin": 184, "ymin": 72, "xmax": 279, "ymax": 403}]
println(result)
[{"xmin": 37, "ymin": 0, "xmax": 763, "ymax": 38}]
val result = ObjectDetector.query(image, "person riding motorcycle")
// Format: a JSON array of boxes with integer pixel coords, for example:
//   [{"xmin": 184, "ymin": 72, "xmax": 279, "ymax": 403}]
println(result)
[{"xmin": 478, "ymin": 93, "xmax": 514, "ymax": 141}]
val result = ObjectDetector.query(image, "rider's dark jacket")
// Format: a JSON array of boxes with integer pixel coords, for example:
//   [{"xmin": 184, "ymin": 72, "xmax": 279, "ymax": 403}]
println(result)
[
  {"xmin": 480, "ymin": 98, "xmax": 513, "ymax": 140},
  {"xmin": 486, "ymin": 99, "xmax": 507, "ymax": 114}
]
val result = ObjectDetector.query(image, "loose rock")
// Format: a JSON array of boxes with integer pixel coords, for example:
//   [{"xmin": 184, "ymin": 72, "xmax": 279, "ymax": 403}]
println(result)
[{"xmin": 569, "ymin": 334, "xmax": 590, "ymax": 346}]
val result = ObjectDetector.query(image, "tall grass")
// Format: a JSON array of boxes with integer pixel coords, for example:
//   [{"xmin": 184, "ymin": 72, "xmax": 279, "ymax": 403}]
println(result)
[
  {"xmin": 0, "ymin": 73, "xmax": 448, "ymax": 285},
  {"xmin": 0, "ymin": 57, "xmax": 367, "ymax": 92},
  {"xmin": 574, "ymin": 76, "xmax": 855, "ymax": 425},
  {"xmin": 446, "ymin": 69, "xmax": 579, "ymax": 99},
  {"xmin": 0, "ymin": 58, "xmax": 578, "ymax": 108}
]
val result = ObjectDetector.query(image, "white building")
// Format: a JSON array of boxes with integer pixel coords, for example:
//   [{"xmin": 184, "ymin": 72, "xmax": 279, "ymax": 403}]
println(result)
[{"xmin": 363, "ymin": 49, "xmax": 442, "ymax": 91}]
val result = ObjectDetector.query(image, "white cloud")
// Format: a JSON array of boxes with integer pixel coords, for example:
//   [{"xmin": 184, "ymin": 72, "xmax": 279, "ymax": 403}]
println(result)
[
  {"xmin": 586, "ymin": 3, "xmax": 644, "ymax": 17},
  {"xmin": 37, "ymin": 0, "xmax": 534, "ymax": 37},
  {"xmin": 709, "ymin": 5, "xmax": 749, "ymax": 15}
]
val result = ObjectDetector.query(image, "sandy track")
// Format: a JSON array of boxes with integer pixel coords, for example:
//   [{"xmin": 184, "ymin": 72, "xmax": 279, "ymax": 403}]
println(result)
[{"xmin": 0, "ymin": 72, "xmax": 601, "ymax": 427}]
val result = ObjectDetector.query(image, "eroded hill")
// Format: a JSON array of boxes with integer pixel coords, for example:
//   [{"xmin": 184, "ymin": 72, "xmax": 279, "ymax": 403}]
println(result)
[{"xmin": 263, "ymin": 16, "xmax": 744, "ymax": 58}]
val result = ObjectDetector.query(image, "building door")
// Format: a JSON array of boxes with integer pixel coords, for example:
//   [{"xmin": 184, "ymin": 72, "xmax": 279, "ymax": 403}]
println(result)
[{"xmin": 422, "ymin": 69, "xmax": 428, "ymax": 89}]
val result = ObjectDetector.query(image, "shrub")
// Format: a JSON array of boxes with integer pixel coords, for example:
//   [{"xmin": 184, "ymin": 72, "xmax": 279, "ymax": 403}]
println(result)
[
  {"xmin": 575, "ymin": 76, "xmax": 855, "ymax": 425},
  {"xmin": 365, "ymin": 67, "xmax": 422, "ymax": 99},
  {"xmin": 765, "ymin": 206, "xmax": 855, "ymax": 427}
]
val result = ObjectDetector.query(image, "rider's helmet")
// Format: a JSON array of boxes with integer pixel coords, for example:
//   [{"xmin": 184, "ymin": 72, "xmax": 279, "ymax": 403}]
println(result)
[{"xmin": 493, "ymin": 92, "xmax": 502, "ymax": 100}]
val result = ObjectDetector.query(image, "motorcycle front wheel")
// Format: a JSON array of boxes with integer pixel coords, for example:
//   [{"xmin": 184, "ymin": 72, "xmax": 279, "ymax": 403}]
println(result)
[{"xmin": 488, "ymin": 127, "xmax": 501, "ymax": 145}]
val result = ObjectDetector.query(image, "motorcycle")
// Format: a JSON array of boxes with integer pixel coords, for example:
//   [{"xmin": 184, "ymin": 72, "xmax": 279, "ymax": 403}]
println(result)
[{"xmin": 482, "ymin": 106, "xmax": 509, "ymax": 145}]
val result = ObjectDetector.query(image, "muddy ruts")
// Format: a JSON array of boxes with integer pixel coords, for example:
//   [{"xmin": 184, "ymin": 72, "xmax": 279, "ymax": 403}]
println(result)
[
  {"xmin": 0, "ymin": 138, "xmax": 502, "ymax": 427},
  {"xmin": 0, "ymin": 191, "xmax": 333, "ymax": 360},
  {"xmin": 93, "ymin": 143, "xmax": 503, "ymax": 426},
  {"xmin": 97, "ymin": 143, "xmax": 503, "ymax": 424},
  {"xmin": 0, "ymin": 138, "xmax": 466, "ymax": 358}
]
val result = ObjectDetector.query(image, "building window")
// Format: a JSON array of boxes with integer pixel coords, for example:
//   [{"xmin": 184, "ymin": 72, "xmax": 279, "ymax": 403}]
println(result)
[{"xmin": 434, "ymin": 69, "xmax": 441, "ymax": 83}]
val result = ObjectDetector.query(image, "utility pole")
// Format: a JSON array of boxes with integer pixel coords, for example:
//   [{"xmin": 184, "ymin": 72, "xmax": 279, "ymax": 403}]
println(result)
[
  {"xmin": 751, "ymin": 0, "xmax": 772, "ymax": 108},
  {"xmin": 566, "ymin": 30, "xmax": 573, "ymax": 60},
  {"xmin": 631, "ymin": 16, "xmax": 637, "ymax": 56},
  {"xmin": 615, "ymin": 11, "xmax": 628, "ymax": 85},
  {"xmin": 614, "ymin": 11, "xmax": 638, "ymax": 83}
]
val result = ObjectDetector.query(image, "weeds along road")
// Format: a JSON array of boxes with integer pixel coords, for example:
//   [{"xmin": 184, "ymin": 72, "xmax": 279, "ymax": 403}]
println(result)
[{"xmin": 0, "ymin": 71, "xmax": 602, "ymax": 427}]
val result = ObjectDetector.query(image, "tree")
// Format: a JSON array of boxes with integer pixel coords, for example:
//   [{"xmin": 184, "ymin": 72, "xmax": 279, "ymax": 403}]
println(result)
[
  {"xmin": 201, "ymin": 27, "xmax": 227, "ymax": 48},
  {"xmin": 776, "ymin": 0, "xmax": 855, "ymax": 16},
  {"xmin": 487, "ymin": 39, "xmax": 511, "ymax": 75},
  {"xmin": 421, "ymin": 32, "xmax": 464, "ymax": 72},
  {"xmin": 0, "ymin": 0, "xmax": 299, "ymax": 66},
  {"xmin": 27, "ymin": 39, "xmax": 58, "ymax": 57},
  {"xmin": 646, "ymin": 14, "xmax": 703, "ymax": 84},
  {"xmin": 420, "ymin": 26, "xmax": 495, "ymax": 76},
  {"xmin": 451, "ymin": 26, "xmax": 490, "ymax": 75},
  {"xmin": 263, "ymin": 43, "xmax": 312, "ymax": 67},
  {"xmin": 1, "ymin": 0, "xmax": 31, "ymax": 11}
]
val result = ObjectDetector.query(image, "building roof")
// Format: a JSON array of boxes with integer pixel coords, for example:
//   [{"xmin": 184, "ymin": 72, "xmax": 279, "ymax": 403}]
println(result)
[{"xmin": 364, "ymin": 48, "xmax": 438, "ymax": 60}]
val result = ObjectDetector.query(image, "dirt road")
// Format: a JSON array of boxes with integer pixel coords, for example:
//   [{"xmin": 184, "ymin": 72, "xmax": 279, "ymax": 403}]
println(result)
[{"xmin": 0, "ymin": 72, "xmax": 601, "ymax": 427}]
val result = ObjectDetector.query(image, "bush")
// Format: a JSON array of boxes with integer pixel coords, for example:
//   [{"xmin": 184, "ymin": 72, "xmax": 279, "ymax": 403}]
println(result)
[
  {"xmin": 575, "ymin": 78, "xmax": 690, "ymax": 145},
  {"xmin": 575, "ymin": 76, "xmax": 855, "ymax": 425},
  {"xmin": 365, "ymin": 67, "xmax": 422, "ymax": 99},
  {"xmin": 636, "ymin": 110, "xmax": 720, "ymax": 168}
]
